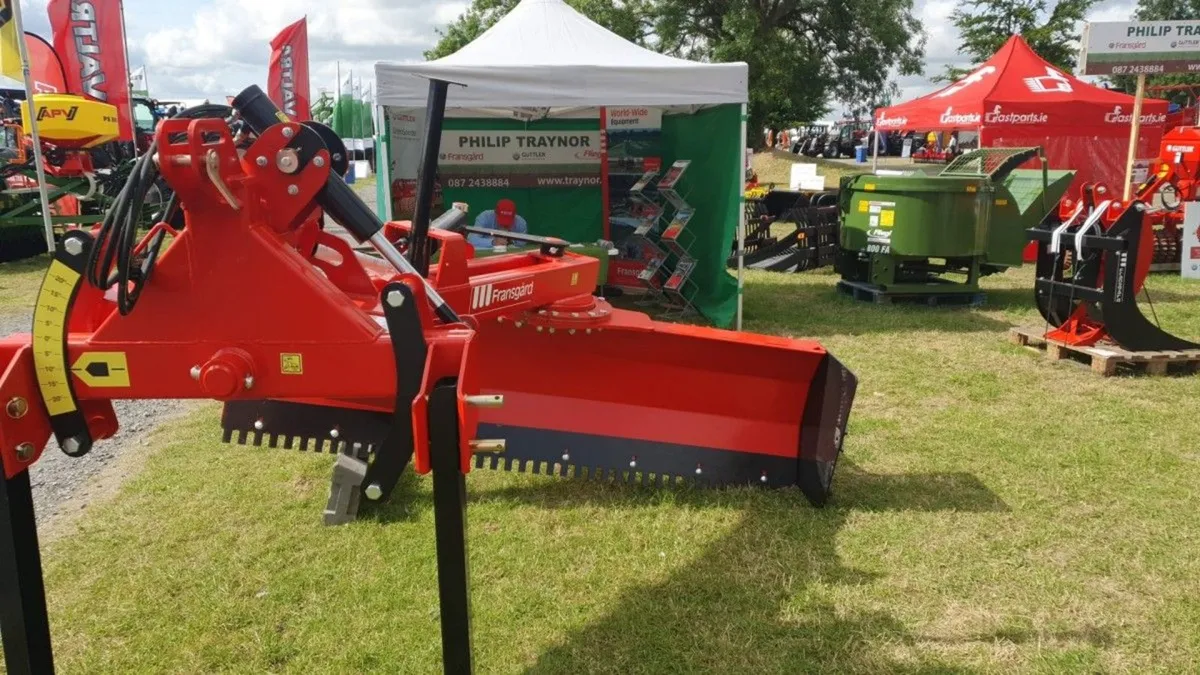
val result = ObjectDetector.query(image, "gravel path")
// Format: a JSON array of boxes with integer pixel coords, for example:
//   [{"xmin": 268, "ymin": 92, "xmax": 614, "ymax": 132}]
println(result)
[
  {"xmin": 1, "ymin": 178, "xmax": 378, "ymax": 525},
  {"xmin": 0, "ymin": 312, "xmax": 195, "ymax": 525}
]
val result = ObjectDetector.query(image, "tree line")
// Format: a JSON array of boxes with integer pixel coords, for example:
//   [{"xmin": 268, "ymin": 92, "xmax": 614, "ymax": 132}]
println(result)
[{"xmin": 428, "ymin": 0, "xmax": 1197, "ymax": 135}]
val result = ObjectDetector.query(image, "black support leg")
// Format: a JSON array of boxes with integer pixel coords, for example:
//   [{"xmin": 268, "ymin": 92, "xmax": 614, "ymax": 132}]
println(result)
[
  {"xmin": 428, "ymin": 380, "xmax": 473, "ymax": 674},
  {"xmin": 0, "ymin": 470, "xmax": 54, "ymax": 674}
]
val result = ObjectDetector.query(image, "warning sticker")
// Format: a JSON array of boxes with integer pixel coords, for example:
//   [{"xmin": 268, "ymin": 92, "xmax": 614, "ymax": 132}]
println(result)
[
  {"xmin": 858, "ymin": 200, "xmax": 869, "ymax": 213},
  {"xmin": 280, "ymin": 353, "xmax": 304, "ymax": 375},
  {"xmin": 880, "ymin": 211, "xmax": 895, "ymax": 228}
]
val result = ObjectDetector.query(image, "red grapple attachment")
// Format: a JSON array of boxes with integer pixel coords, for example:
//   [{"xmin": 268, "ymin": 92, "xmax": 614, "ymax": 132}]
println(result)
[{"xmin": 1029, "ymin": 178, "xmax": 1200, "ymax": 351}]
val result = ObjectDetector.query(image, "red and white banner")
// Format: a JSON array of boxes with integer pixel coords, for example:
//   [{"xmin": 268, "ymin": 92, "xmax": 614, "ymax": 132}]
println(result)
[
  {"xmin": 24, "ymin": 33, "xmax": 68, "ymax": 94},
  {"xmin": 47, "ymin": 0, "xmax": 134, "ymax": 141},
  {"xmin": 268, "ymin": 17, "xmax": 310, "ymax": 122}
]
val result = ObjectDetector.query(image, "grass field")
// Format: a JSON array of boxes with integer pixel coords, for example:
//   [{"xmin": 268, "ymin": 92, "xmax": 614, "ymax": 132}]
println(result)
[
  {"xmin": 6, "ymin": 261, "xmax": 1200, "ymax": 673},
  {"xmin": 0, "ymin": 255, "xmax": 49, "ymax": 315},
  {"xmin": 751, "ymin": 150, "xmax": 929, "ymax": 190}
]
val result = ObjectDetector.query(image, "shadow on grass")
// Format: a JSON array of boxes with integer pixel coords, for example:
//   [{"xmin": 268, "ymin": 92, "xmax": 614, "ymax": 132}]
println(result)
[
  {"xmin": 735, "ymin": 271, "xmax": 1014, "ymax": 338},
  {"xmin": 371, "ymin": 459, "xmax": 1010, "ymax": 672},
  {"xmin": 980, "ymin": 286, "xmax": 1037, "ymax": 312},
  {"xmin": 510, "ymin": 461, "xmax": 1006, "ymax": 673}
]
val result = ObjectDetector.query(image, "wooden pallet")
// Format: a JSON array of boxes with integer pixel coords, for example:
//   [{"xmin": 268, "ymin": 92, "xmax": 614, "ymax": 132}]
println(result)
[
  {"xmin": 837, "ymin": 280, "xmax": 986, "ymax": 308},
  {"xmin": 1009, "ymin": 327, "xmax": 1200, "ymax": 376}
]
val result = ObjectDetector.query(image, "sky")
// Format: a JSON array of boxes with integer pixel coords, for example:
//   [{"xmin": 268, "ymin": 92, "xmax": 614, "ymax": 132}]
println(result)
[{"xmin": 9, "ymin": 0, "xmax": 1144, "ymax": 108}]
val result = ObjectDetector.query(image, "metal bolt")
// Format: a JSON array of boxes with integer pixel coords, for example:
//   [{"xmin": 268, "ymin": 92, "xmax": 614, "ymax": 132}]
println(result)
[
  {"xmin": 585, "ymin": 329, "xmax": 592, "ymax": 335},
  {"xmin": 569, "ymin": 329, "xmax": 576, "ymax": 335},
  {"xmin": 562, "ymin": 451, "xmax": 570, "ymax": 462},
  {"xmin": 15, "ymin": 443, "xmax": 34, "ymax": 462},
  {"xmin": 330, "ymin": 428, "xmax": 340, "ymax": 439},
  {"xmin": 536, "ymin": 326, "xmax": 544, "ymax": 333},
  {"xmin": 61, "ymin": 438, "xmax": 81, "ymax": 455},
  {"xmin": 282, "ymin": 127, "xmax": 295, "ymax": 138},
  {"xmin": 629, "ymin": 457, "xmax": 637, "ymax": 469},
  {"xmin": 253, "ymin": 419, "xmax": 264, "ymax": 431},
  {"xmin": 63, "ymin": 238, "xmax": 83, "ymax": 256},
  {"xmin": 190, "ymin": 365, "xmax": 202, "ymax": 380},
  {"xmin": 255, "ymin": 156, "xmax": 268, "ymax": 167},
  {"xmin": 244, "ymin": 375, "xmax": 254, "ymax": 390},
  {"xmin": 761, "ymin": 472, "xmax": 768, "ymax": 484},
  {"xmin": 276, "ymin": 149, "xmax": 300, "ymax": 174},
  {"xmin": 6, "ymin": 397, "xmax": 28, "ymax": 419},
  {"xmin": 515, "ymin": 321, "xmax": 524, "ymax": 328},
  {"xmin": 464, "ymin": 395, "xmax": 505, "ymax": 409},
  {"xmin": 313, "ymin": 156, "xmax": 326, "ymax": 168},
  {"xmin": 287, "ymin": 185, "xmax": 299, "ymax": 196},
  {"xmin": 695, "ymin": 465, "xmax": 703, "ymax": 476},
  {"xmin": 364, "ymin": 483, "xmax": 383, "ymax": 501},
  {"xmin": 386, "ymin": 290, "xmax": 405, "ymax": 308},
  {"xmin": 549, "ymin": 328, "xmax": 556, "ymax": 335},
  {"xmin": 332, "ymin": 153, "xmax": 343, "ymax": 162}
]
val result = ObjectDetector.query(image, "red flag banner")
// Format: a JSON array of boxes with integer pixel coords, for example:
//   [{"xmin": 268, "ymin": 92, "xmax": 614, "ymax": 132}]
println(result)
[
  {"xmin": 24, "ymin": 33, "xmax": 68, "ymax": 94},
  {"xmin": 47, "ymin": 0, "xmax": 133, "ymax": 141},
  {"xmin": 268, "ymin": 18, "xmax": 310, "ymax": 122}
]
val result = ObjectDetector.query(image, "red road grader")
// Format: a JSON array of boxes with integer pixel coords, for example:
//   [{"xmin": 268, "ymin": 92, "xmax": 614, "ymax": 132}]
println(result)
[
  {"xmin": 0, "ymin": 85, "xmax": 857, "ymax": 673},
  {"xmin": 1028, "ymin": 127, "xmax": 1200, "ymax": 352}
]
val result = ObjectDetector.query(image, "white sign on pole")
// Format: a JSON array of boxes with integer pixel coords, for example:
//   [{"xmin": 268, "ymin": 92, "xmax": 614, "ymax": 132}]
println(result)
[
  {"xmin": 605, "ymin": 107, "xmax": 663, "ymax": 130},
  {"xmin": 1080, "ymin": 20, "xmax": 1200, "ymax": 76},
  {"xmin": 788, "ymin": 162, "xmax": 823, "ymax": 191},
  {"xmin": 388, "ymin": 107, "xmax": 425, "ymax": 181},
  {"xmin": 1183, "ymin": 202, "xmax": 1200, "ymax": 280}
]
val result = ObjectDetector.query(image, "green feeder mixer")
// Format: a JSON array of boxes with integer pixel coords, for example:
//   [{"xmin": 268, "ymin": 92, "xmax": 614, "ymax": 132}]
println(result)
[{"xmin": 836, "ymin": 147, "xmax": 1074, "ymax": 304}]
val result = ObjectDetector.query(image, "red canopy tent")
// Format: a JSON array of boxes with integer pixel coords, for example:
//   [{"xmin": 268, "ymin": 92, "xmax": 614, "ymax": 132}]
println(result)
[{"xmin": 874, "ymin": 35, "xmax": 1169, "ymax": 190}]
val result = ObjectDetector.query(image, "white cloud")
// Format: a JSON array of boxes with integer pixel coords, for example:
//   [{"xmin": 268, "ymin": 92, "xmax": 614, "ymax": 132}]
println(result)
[{"xmin": 135, "ymin": 0, "xmax": 463, "ymax": 100}]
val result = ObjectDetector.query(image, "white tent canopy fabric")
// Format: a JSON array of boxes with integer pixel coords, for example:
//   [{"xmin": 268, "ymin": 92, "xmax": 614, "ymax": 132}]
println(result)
[{"xmin": 375, "ymin": 0, "xmax": 748, "ymax": 108}]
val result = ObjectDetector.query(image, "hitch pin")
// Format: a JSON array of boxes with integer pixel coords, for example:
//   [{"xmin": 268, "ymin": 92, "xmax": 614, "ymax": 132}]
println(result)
[
  {"xmin": 469, "ymin": 439, "xmax": 506, "ymax": 454},
  {"xmin": 464, "ymin": 395, "xmax": 504, "ymax": 409},
  {"xmin": 205, "ymin": 149, "xmax": 241, "ymax": 211}
]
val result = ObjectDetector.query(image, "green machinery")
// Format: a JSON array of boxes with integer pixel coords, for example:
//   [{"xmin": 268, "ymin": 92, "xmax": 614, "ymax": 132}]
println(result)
[
  {"xmin": 836, "ymin": 147, "xmax": 1075, "ymax": 300},
  {"xmin": 0, "ymin": 166, "xmax": 119, "ymax": 263}
]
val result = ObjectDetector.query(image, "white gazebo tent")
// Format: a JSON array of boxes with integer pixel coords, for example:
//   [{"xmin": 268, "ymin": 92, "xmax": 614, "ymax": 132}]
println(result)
[{"xmin": 374, "ymin": 0, "xmax": 750, "ymax": 328}]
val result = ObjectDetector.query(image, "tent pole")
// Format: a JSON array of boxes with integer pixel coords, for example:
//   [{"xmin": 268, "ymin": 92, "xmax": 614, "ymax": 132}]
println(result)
[
  {"xmin": 378, "ymin": 103, "xmax": 393, "ymax": 221},
  {"xmin": 1122, "ymin": 73, "xmax": 1146, "ymax": 201},
  {"xmin": 871, "ymin": 126, "xmax": 879, "ymax": 172},
  {"xmin": 737, "ymin": 103, "xmax": 747, "ymax": 331}
]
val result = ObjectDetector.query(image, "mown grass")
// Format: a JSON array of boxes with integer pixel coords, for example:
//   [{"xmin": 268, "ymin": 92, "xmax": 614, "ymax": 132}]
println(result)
[
  {"xmin": 0, "ymin": 255, "xmax": 49, "ymax": 315},
  {"xmin": 751, "ymin": 150, "xmax": 931, "ymax": 191},
  {"xmin": 17, "ymin": 263, "xmax": 1200, "ymax": 673}
]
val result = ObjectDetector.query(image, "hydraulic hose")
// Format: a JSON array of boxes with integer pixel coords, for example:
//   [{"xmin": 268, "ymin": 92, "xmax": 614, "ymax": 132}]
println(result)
[{"xmin": 85, "ymin": 104, "xmax": 234, "ymax": 315}]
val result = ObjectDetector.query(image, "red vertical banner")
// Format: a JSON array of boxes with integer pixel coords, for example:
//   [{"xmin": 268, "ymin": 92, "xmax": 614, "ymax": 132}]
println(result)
[
  {"xmin": 268, "ymin": 17, "xmax": 311, "ymax": 122},
  {"xmin": 47, "ymin": 0, "xmax": 134, "ymax": 141},
  {"xmin": 24, "ymin": 33, "xmax": 68, "ymax": 94}
]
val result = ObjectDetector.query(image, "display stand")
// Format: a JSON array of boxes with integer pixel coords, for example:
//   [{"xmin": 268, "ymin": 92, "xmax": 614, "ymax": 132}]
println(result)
[
  {"xmin": 624, "ymin": 170, "xmax": 669, "ymax": 299},
  {"xmin": 648, "ymin": 160, "xmax": 701, "ymax": 316}
]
